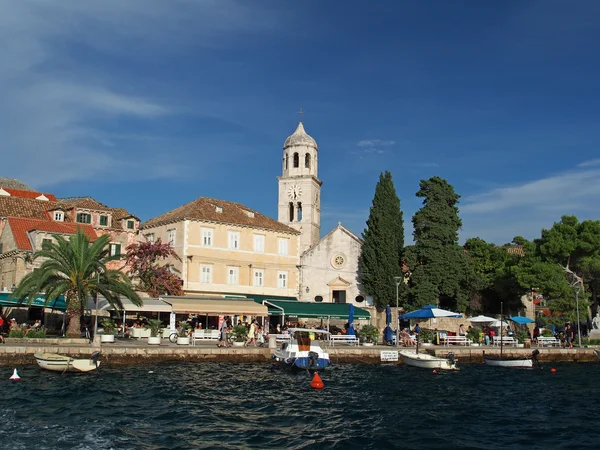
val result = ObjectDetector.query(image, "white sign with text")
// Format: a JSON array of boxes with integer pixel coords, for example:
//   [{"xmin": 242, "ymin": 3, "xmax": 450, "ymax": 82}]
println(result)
[{"xmin": 380, "ymin": 350, "xmax": 399, "ymax": 361}]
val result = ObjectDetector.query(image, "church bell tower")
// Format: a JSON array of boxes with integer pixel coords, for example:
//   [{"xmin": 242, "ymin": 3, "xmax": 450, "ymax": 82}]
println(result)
[{"xmin": 277, "ymin": 117, "xmax": 322, "ymax": 254}]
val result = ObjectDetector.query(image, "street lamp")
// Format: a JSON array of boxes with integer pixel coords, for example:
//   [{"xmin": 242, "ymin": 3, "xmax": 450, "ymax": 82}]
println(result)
[
  {"xmin": 575, "ymin": 288, "xmax": 582, "ymax": 348},
  {"xmin": 93, "ymin": 270, "xmax": 101, "ymax": 341},
  {"xmin": 394, "ymin": 276, "xmax": 402, "ymax": 347}
]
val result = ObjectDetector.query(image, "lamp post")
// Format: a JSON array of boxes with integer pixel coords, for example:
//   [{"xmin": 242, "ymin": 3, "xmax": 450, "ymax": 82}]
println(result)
[
  {"xmin": 93, "ymin": 270, "xmax": 100, "ymax": 341},
  {"xmin": 394, "ymin": 276, "xmax": 402, "ymax": 347},
  {"xmin": 575, "ymin": 288, "xmax": 582, "ymax": 347}
]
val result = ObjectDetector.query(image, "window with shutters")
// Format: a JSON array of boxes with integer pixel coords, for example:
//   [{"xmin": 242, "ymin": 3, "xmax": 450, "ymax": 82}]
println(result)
[
  {"xmin": 227, "ymin": 266, "xmax": 239, "ymax": 285},
  {"xmin": 109, "ymin": 243, "xmax": 121, "ymax": 257},
  {"xmin": 127, "ymin": 220, "xmax": 135, "ymax": 230},
  {"xmin": 200, "ymin": 265, "xmax": 212, "ymax": 283},
  {"xmin": 277, "ymin": 271, "xmax": 287, "ymax": 289},
  {"xmin": 202, "ymin": 228, "xmax": 213, "ymax": 247},
  {"xmin": 167, "ymin": 229, "xmax": 176, "ymax": 246},
  {"xmin": 254, "ymin": 269, "xmax": 264, "ymax": 287},
  {"xmin": 53, "ymin": 211, "xmax": 64, "ymax": 222},
  {"xmin": 99, "ymin": 215, "xmax": 108, "ymax": 226},
  {"xmin": 76, "ymin": 213, "xmax": 91, "ymax": 224},
  {"xmin": 42, "ymin": 239, "xmax": 52, "ymax": 248},
  {"xmin": 278, "ymin": 238, "xmax": 289, "ymax": 256},
  {"xmin": 145, "ymin": 233, "xmax": 154, "ymax": 243},
  {"xmin": 228, "ymin": 231, "xmax": 240, "ymax": 250},
  {"xmin": 253, "ymin": 234, "xmax": 265, "ymax": 253}
]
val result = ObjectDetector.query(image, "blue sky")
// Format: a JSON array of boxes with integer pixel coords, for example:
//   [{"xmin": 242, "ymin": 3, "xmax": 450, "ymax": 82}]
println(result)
[{"xmin": 1, "ymin": 0, "xmax": 600, "ymax": 245}]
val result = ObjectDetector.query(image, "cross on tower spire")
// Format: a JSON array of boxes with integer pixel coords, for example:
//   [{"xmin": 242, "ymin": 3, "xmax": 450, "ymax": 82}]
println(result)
[{"xmin": 297, "ymin": 107, "xmax": 304, "ymax": 123}]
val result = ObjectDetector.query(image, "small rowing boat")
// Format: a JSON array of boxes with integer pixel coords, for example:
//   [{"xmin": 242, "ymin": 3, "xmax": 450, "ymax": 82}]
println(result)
[{"xmin": 34, "ymin": 352, "xmax": 101, "ymax": 373}]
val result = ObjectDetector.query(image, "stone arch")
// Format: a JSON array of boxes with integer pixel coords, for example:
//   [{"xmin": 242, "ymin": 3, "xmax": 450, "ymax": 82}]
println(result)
[
  {"xmin": 288, "ymin": 202, "xmax": 294, "ymax": 221},
  {"xmin": 297, "ymin": 202, "xmax": 302, "ymax": 221},
  {"xmin": 305, "ymin": 153, "xmax": 311, "ymax": 169},
  {"xmin": 293, "ymin": 152, "xmax": 299, "ymax": 168}
]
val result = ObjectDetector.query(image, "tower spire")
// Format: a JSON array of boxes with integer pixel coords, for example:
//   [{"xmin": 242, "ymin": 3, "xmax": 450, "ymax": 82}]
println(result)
[{"xmin": 297, "ymin": 107, "xmax": 304, "ymax": 123}]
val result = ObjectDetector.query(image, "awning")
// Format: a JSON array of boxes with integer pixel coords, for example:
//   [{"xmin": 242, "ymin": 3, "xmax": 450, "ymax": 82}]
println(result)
[
  {"xmin": 242, "ymin": 294, "xmax": 297, "ymax": 303},
  {"xmin": 0, "ymin": 293, "xmax": 67, "ymax": 311},
  {"xmin": 263, "ymin": 300, "xmax": 370, "ymax": 320},
  {"xmin": 86, "ymin": 296, "xmax": 172, "ymax": 313},
  {"xmin": 164, "ymin": 297, "xmax": 268, "ymax": 316}
]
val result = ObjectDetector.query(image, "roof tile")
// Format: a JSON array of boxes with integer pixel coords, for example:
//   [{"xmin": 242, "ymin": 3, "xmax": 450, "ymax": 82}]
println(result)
[{"xmin": 7, "ymin": 217, "xmax": 97, "ymax": 251}]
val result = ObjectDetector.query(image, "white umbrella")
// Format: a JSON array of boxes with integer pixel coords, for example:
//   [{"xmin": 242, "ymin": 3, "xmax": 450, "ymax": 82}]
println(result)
[
  {"xmin": 468, "ymin": 315, "xmax": 496, "ymax": 323},
  {"xmin": 489, "ymin": 320, "xmax": 508, "ymax": 327}
]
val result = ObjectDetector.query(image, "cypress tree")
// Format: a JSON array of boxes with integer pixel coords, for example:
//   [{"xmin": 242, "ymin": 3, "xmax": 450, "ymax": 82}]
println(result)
[
  {"xmin": 360, "ymin": 171, "xmax": 405, "ymax": 309},
  {"xmin": 407, "ymin": 176, "xmax": 469, "ymax": 311}
]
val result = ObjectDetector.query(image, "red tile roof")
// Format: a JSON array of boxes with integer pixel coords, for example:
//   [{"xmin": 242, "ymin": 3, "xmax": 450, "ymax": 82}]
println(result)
[
  {"xmin": 0, "ymin": 188, "xmax": 57, "ymax": 201},
  {"xmin": 0, "ymin": 197, "xmax": 62, "ymax": 220},
  {"xmin": 141, "ymin": 197, "xmax": 298, "ymax": 234},
  {"xmin": 7, "ymin": 217, "xmax": 97, "ymax": 251}
]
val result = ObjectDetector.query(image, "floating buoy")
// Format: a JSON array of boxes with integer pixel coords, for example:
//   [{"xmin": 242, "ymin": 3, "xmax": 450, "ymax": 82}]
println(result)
[
  {"xmin": 9, "ymin": 369, "xmax": 20, "ymax": 380},
  {"xmin": 551, "ymin": 368, "xmax": 556, "ymax": 373},
  {"xmin": 433, "ymin": 369, "xmax": 438, "ymax": 374},
  {"xmin": 148, "ymin": 371, "xmax": 154, "ymax": 374},
  {"xmin": 311, "ymin": 372, "xmax": 324, "ymax": 389}
]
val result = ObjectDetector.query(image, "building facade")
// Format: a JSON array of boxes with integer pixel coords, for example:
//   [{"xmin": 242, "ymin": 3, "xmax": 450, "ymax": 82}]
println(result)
[{"xmin": 139, "ymin": 197, "xmax": 300, "ymax": 300}]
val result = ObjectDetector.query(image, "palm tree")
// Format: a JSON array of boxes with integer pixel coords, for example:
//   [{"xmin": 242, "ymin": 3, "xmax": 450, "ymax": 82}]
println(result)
[{"xmin": 11, "ymin": 228, "xmax": 141, "ymax": 337}]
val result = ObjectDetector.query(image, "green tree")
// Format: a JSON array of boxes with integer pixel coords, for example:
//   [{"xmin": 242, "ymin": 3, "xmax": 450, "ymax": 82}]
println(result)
[
  {"xmin": 407, "ymin": 176, "xmax": 469, "ymax": 311},
  {"xmin": 360, "ymin": 171, "xmax": 404, "ymax": 309},
  {"xmin": 11, "ymin": 229, "xmax": 141, "ymax": 337}
]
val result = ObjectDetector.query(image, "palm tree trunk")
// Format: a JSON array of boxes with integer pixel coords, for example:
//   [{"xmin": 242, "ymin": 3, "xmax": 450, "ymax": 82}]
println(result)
[{"xmin": 66, "ymin": 295, "xmax": 81, "ymax": 338}]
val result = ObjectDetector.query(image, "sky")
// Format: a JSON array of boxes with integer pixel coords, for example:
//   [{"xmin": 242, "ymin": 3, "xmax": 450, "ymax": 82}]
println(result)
[{"xmin": 1, "ymin": 0, "xmax": 600, "ymax": 245}]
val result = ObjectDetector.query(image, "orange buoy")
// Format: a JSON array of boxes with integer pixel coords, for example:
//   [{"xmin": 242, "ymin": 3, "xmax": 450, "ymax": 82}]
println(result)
[
  {"xmin": 9, "ymin": 369, "xmax": 20, "ymax": 380},
  {"xmin": 551, "ymin": 368, "xmax": 557, "ymax": 373},
  {"xmin": 311, "ymin": 372, "xmax": 324, "ymax": 389},
  {"xmin": 433, "ymin": 369, "xmax": 438, "ymax": 374}
]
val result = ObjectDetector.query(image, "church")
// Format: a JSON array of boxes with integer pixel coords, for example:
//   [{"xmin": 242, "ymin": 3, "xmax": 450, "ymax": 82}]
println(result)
[{"xmin": 276, "ymin": 120, "xmax": 369, "ymax": 307}]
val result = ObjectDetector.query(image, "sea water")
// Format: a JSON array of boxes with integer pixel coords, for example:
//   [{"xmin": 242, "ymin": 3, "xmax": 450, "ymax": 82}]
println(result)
[{"xmin": 3, "ymin": 362, "xmax": 600, "ymax": 449}]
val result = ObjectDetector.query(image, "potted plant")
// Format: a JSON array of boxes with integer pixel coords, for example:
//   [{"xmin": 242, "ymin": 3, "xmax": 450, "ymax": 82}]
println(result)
[
  {"xmin": 230, "ymin": 325, "xmax": 248, "ymax": 347},
  {"xmin": 467, "ymin": 326, "xmax": 482, "ymax": 346},
  {"xmin": 176, "ymin": 321, "xmax": 191, "ymax": 345},
  {"xmin": 420, "ymin": 330, "xmax": 434, "ymax": 346},
  {"xmin": 145, "ymin": 319, "xmax": 163, "ymax": 345},
  {"xmin": 515, "ymin": 329, "xmax": 528, "ymax": 348},
  {"xmin": 359, "ymin": 324, "xmax": 379, "ymax": 346},
  {"xmin": 101, "ymin": 319, "xmax": 117, "ymax": 343}
]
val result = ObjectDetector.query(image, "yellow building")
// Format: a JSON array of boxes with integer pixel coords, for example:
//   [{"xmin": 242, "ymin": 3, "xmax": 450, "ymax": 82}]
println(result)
[{"xmin": 140, "ymin": 197, "xmax": 300, "ymax": 300}]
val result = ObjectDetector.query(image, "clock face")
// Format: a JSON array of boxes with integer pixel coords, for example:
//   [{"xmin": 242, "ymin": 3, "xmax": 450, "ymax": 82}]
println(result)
[{"xmin": 287, "ymin": 185, "xmax": 302, "ymax": 200}]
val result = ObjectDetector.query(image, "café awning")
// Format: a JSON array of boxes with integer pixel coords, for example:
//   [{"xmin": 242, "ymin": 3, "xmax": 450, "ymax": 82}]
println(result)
[
  {"xmin": 86, "ymin": 296, "xmax": 172, "ymax": 313},
  {"xmin": 164, "ymin": 297, "xmax": 268, "ymax": 316},
  {"xmin": 263, "ymin": 300, "xmax": 370, "ymax": 320},
  {"xmin": 0, "ymin": 292, "xmax": 67, "ymax": 311}
]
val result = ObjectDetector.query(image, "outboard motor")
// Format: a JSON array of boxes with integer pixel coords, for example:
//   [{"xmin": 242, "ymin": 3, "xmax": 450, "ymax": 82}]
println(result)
[
  {"xmin": 308, "ymin": 351, "xmax": 319, "ymax": 368},
  {"xmin": 90, "ymin": 351, "xmax": 102, "ymax": 368},
  {"xmin": 531, "ymin": 349, "xmax": 541, "ymax": 368},
  {"xmin": 447, "ymin": 352, "xmax": 456, "ymax": 365}
]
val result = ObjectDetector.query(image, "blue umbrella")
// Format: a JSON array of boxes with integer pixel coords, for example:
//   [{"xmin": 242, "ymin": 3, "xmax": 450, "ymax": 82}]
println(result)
[
  {"xmin": 383, "ymin": 305, "xmax": 394, "ymax": 343},
  {"xmin": 400, "ymin": 304, "xmax": 462, "ymax": 320},
  {"xmin": 509, "ymin": 316, "xmax": 535, "ymax": 325},
  {"xmin": 347, "ymin": 304, "xmax": 356, "ymax": 336}
]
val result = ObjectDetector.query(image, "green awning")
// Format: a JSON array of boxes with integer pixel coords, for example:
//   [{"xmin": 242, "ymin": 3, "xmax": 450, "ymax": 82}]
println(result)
[
  {"xmin": 0, "ymin": 293, "xmax": 67, "ymax": 311},
  {"xmin": 226, "ymin": 294, "xmax": 297, "ymax": 303},
  {"xmin": 262, "ymin": 299, "xmax": 370, "ymax": 320}
]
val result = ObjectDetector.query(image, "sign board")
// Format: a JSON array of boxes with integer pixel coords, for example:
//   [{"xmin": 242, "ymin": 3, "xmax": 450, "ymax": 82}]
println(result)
[
  {"xmin": 380, "ymin": 350, "xmax": 399, "ymax": 362},
  {"xmin": 169, "ymin": 312, "xmax": 176, "ymax": 333}
]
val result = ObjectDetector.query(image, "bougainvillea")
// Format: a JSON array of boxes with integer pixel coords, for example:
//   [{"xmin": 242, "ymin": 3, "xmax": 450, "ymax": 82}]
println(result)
[{"xmin": 125, "ymin": 239, "xmax": 184, "ymax": 297}]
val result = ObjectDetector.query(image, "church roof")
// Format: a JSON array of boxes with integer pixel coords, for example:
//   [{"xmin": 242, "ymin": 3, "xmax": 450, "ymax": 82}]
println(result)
[
  {"xmin": 283, "ymin": 122, "xmax": 318, "ymax": 149},
  {"xmin": 140, "ymin": 197, "xmax": 299, "ymax": 234},
  {"xmin": 301, "ymin": 222, "xmax": 363, "ymax": 257}
]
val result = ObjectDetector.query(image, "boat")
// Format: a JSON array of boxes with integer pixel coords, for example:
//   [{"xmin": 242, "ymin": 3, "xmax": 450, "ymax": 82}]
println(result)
[
  {"xmin": 400, "ymin": 350, "xmax": 459, "ymax": 370},
  {"xmin": 272, "ymin": 328, "xmax": 331, "ymax": 371},
  {"xmin": 483, "ymin": 303, "xmax": 537, "ymax": 369},
  {"xmin": 34, "ymin": 352, "xmax": 101, "ymax": 373}
]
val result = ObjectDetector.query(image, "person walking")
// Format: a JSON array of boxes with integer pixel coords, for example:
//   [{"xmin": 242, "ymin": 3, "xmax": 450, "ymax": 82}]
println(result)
[
  {"xmin": 217, "ymin": 316, "xmax": 230, "ymax": 348},
  {"xmin": 244, "ymin": 319, "xmax": 257, "ymax": 347}
]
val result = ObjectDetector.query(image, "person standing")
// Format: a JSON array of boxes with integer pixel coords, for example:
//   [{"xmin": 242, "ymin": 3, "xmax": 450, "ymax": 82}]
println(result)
[
  {"xmin": 217, "ymin": 316, "xmax": 230, "ymax": 348},
  {"xmin": 244, "ymin": 319, "xmax": 257, "ymax": 347}
]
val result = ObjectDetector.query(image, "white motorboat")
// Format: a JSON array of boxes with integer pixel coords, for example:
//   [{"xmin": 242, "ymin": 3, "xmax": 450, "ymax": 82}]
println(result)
[
  {"xmin": 483, "ymin": 353, "xmax": 534, "ymax": 369},
  {"xmin": 400, "ymin": 350, "xmax": 459, "ymax": 370},
  {"xmin": 273, "ymin": 328, "xmax": 331, "ymax": 371},
  {"xmin": 34, "ymin": 352, "xmax": 101, "ymax": 373}
]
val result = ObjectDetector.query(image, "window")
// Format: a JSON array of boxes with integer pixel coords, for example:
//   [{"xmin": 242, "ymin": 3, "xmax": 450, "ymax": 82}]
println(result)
[
  {"xmin": 254, "ymin": 269, "xmax": 264, "ymax": 287},
  {"xmin": 288, "ymin": 202, "xmax": 294, "ymax": 222},
  {"xmin": 200, "ymin": 265, "xmax": 212, "ymax": 284},
  {"xmin": 127, "ymin": 220, "xmax": 135, "ymax": 230},
  {"xmin": 228, "ymin": 231, "xmax": 240, "ymax": 250},
  {"xmin": 355, "ymin": 295, "xmax": 365, "ymax": 303},
  {"xmin": 277, "ymin": 271, "xmax": 287, "ymax": 289},
  {"xmin": 0, "ymin": 243, "xmax": 2, "ymax": 254},
  {"xmin": 297, "ymin": 202, "xmax": 302, "ymax": 221},
  {"xmin": 145, "ymin": 233, "xmax": 155, "ymax": 243},
  {"xmin": 168, "ymin": 229, "xmax": 176, "ymax": 246},
  {"xmin": 305, "ymin": 153, "xmax": 311, "ymax": 169},
  {"xmin": 253, "ymin": 234, "xmax": 265, "ymax": 253},
  {"xmin": 293, "ymin": 152, "xmax": 299, "ymax": 168},
  {"xmin": 76, "ymin": 213, "xmax": 91, "ymax": 224},
  {"xmin": 285, "ymin": 154, "xmax": 288, "ymax": 170},
  {"xmin": 227, "ymin": 266, "xmax": 239, "ymax": 285},
  {"xmin": 315, "ymin": 295, "xmax": 323, "ymax": 303},
  {"xmin": 53, "ymin": 211, "xmax": 64, "ymax": 222},
  {"xmin": 99, "ymin": 215, "xmax": 108, "ymax": 226},
  {"xmin": 42, "ymin": 238, "xmax": 52, "ymax": 248},
  {"xmin": 109, "ymin": 243, "xmax": 121, "ymax": 257},
  {"xmin": 278, "ymin": 238, "xmax": 289, "ymax": 256},
  {"xmin": 202, "ymin": 228, "xmax": 213, "ymax": 247}
]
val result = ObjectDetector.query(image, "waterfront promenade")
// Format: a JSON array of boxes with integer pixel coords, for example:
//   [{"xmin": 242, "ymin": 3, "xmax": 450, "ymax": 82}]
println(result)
[{"xmin": 1, "ymin": 338, "xmax": 598, "ymax": 366}]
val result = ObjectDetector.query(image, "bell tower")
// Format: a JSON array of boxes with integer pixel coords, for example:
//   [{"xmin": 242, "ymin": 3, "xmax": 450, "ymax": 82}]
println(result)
[{"xmin": 277, "ymin": 117, "xmax": 322, "ymax": 254}]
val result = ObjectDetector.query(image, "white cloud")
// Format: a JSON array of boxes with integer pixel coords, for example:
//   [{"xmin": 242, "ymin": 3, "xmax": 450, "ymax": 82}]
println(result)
[
  {"xmin": 0, "ymin": 0, "xmax": 279, "ymax": 187},
  {"xmin": 357, "ymin": 139, "xmax": 396, "ymax": 147},
  {"xmin": 460, "ymin": 164, "xmax": 600, "ymax": 244},
  {"xmin": 578, "ymin": 158, "xmax": 600, "ymax": 168}
]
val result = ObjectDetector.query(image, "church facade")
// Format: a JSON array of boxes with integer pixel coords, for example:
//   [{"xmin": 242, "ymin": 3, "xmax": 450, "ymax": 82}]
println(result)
[{"xmin": 277, "ymin": 121, "xmax": 369, "ymax": 307}]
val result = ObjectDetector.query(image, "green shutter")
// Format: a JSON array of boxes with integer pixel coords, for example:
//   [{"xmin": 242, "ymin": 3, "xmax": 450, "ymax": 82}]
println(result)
[
  {"xmin": 115, "ymin": 244, "xmax": 121, "ymax": 256},
  {"xmin": 100, "ymin": 215, "xmax": 108, "ymax": 226},
  {"xmin": 127, "ymin": 220, "xmax": 134, "ymax": 229},
  {"xmin": 0, "ymin": 243, "xmax": 3, "ymax": 254}
]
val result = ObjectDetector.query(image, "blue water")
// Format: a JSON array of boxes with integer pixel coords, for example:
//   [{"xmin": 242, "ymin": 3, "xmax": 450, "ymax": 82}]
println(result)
[{"xmin": 3, "ymin": 362, "xmax": 600, "ymax": 449}]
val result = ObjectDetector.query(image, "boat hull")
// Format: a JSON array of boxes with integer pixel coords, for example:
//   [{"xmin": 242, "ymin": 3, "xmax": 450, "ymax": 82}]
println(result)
[
  {"xmin": 399, "ymin": 350, "xmax": 458, "ymax": 370},
  {"xmin": 275, "ymin": 356, "xmax": 330, "ymax": 371},
  {"xmin": 34, "ymin": 353, "xmax": 100, "ymax": 373},
  {"xmin": 483, "ymin": 357, "xmax": 533, "ymax": 369}
]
